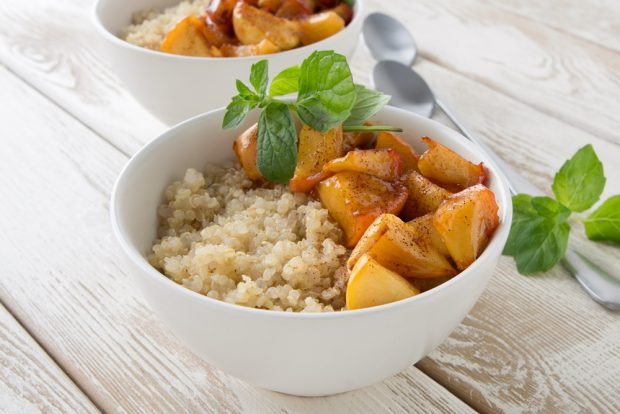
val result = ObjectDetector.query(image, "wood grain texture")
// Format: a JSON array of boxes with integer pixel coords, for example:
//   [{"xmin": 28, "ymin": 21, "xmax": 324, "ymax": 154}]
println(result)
[
  {"xmin": 488, "ymin": 0, "xmax": 620, "ymax": 52},
  {"xmin": 360, "ymin": 0, "xmax": 620, "ymax": 147},
  {"xmin": 0, "ymin": 0, "xmax": 163, "ymax": 156},
  {"xmin": 0, "ymin": 303, "xmax": 99, "ymax": 414},
  {"xmin": 1, "ymin": 0, "xmax": 620, "ymax": 412},
  {"xmin": 0, "ymin": 65, "xmax": 474, "ymax": 413}
]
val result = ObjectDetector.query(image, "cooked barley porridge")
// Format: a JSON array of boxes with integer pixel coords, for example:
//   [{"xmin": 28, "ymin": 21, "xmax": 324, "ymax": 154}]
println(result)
[{"xmin": 149, "ymin": 163, "xmax": 349, "ymax": 312}]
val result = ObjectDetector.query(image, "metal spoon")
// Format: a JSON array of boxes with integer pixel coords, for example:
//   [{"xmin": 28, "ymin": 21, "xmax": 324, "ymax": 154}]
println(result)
[{"xmin": 363, "ymin": 13, "xmax": 620, "ymax": 311}]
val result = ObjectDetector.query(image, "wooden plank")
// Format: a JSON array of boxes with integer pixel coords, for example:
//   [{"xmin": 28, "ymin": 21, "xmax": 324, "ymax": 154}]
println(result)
[
  {"xmin": 0, "ymin": 303, "xmax": 99, "ymax": 414},
  {"xmin": 1, "ymin": 0, "xmax": 619, "ymax": 412},
  {"xmin": 0, "ymin": 0, "xmax": 164, "ymax": 155},
  {"xmin": 359, "ymin": 0, "xmax": 620, "ymax": 147},
  {"xmin": 0, "ymin": 63, "xmax": 474, "ymax": 414},
  {"xmin": 488, "ymin": 0, "xmax": 620, "ymax": 52}
]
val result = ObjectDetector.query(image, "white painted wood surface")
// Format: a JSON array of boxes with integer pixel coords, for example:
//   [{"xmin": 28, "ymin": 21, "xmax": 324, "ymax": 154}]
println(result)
[
  {"xmin": 0, "ymin": 303, "xmax": 99, "ymax": 413},
  {"xmin": 0, "ymin": 65, "xmax": 473, "ymax": 413},
  {"xmin": 1, "ymin": 0, "xmax": 619, "ymax": 412}
]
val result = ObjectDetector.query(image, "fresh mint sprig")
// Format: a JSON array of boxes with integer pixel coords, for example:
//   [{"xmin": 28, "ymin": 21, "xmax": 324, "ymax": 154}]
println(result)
[
  {"xmin": 503, "ymin": 144, "xmax": 620, "ymax": 274},
  {"xmin": 222, "ymin": 50, "xmax": 398, "ymax": 183}
]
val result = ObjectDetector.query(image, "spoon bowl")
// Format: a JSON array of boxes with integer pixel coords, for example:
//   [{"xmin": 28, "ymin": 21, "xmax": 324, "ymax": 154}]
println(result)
[
  {"xmin": 373, "ymin": 60, "xmax": 435, "ymax": 118},
  {"xmin": 362, "ymin": 13, "xmax": 417, "ymax": 65}
]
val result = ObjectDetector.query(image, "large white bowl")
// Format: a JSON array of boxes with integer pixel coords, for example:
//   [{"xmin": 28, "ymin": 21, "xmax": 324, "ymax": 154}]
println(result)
[
  {"xmin": 93, "ymin": 0, "xmax": 364, "ymax": 125},
  {"xmin": 111, "ymin": 105, "xmax": 512, "ymax": 396}
]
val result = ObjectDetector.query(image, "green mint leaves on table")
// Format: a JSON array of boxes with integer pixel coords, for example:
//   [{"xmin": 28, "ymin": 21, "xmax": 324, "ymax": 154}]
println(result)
[
  {"xmin": 222, "ymin": 50, "xmax": 400, "ymax": 183},
  {"xmin": 503, "ymin": 144, "xmax": 620, "ymax": 274}
]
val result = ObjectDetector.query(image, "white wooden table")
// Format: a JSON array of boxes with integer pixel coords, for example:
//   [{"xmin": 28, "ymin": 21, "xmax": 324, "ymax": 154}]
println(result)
[{"xmin": 1, "ymin": 0, "xmax": 620, "ymax": 412}]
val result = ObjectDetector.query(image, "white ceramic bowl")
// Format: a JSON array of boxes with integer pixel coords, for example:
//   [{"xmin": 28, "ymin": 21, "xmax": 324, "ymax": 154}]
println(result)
[
  {"xmin": 93, "ymin": 0, "xmax": 364, "ymax": 125},
  {"xmin": 111, "ymin": 105, "xmax": 512, "ymax": 396}
]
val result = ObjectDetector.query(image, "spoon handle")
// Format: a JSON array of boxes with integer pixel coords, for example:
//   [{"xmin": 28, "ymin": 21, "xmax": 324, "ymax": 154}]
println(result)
[{"xmin": 435, "ymin": 98, "xmax": 620, "ymax": 311}]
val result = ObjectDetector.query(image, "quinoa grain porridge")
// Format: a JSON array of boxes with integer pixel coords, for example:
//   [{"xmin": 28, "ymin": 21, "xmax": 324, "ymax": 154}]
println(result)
[{"xmin": 149, "ymin": 163, "xmax": 349, "ymax": 312}]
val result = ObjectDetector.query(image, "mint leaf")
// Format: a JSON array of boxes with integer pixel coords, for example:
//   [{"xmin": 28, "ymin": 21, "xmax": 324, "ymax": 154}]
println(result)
[
  {"xmin": 503, "ymin": 195, "xmax": 571, "ymax": 273},
  {"xmin": 250, "ymin": 60, "xmax": 268, "ymax": 97},
  {"xmin": 256, "ymin": 101, "xmax": 297, "ymax": 183},
  {"xmin": 236, "ymin": 80, "xmax": 255, "ymax": 98},
  {"xmin": 344, "ymin": 84, "xmax": 391, "ymax": 126},
  {"xmin": 222, "ymin": 95, "xmax": 255, "ymax": 129},
  {"xmin": 296, "ymin": 50, "xmax": 356, "ymax": 132},
  {"xmin": 552, "ymin": 144, "xmax": 605, "ymax": 212},
  {"xmin": 269, "ymin": 65, "xmax": 300, "ymax": 97},
  {"xmin": 584, "ymin": 195, "xmax": 620, "ymax": 244}
]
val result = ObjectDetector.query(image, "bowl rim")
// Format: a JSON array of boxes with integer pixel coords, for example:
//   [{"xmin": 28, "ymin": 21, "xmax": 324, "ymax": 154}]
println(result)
[
  {"xmin": 110, "ymin": 104, "xmax": 513, "ymax": 319},
  {"xmin": 92, "ymin": 0, "xmax": 364, "ymax": 62}
]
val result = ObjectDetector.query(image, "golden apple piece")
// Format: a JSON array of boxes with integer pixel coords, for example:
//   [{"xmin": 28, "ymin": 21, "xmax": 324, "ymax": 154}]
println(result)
[
  {"xmin": 375, "ymin": 131, "xmax": 419, "ymax": 172},
  {"xmin": 329, "ymin": 3, "xmax": 353, "ymax": 24},
  {"xmin": 409, "ymin": 276, "xmax": 452, "ymax": 293},
  {"xmin": 232, "ymin": 124, "xmax": 262, "ymax": 180},
  {"xmin": 289, "ymin": 124, "xmax": 343, "ymax": 193},
  {"xmin": 232, "ymin": 2, "xmax": 301, "ymax": 50},
  {"xmin": 299, "ymin": 11, "xmax": 345, "ymax": 45},
  {"xmin": 407, "ymin": 214, "xmax": 451, "ymax": 257},
  {"xmin": 323, "ymin": 148, "xmax": 403, "ymax": 182},
  {"xmin": 275, "ymin": 0, "xmax": 313, "ymax": 19},
  {"xmin": 434, "ymin": 184, "xmax": 500, "ymax": 270},
  {"xmin": 343, "ymin": 130, "xmax": 375, "ymax": 152},
  {"xmin": 418, "ymin": 137, "xmax": 486, "ymax": 190},
  {"xmin": 401, "ymin": 170, "xmax": 452, "ymax": 220},
  {"xmin": 160, "ymin": 16, "xmax": 213, "ymax": 57},
  {"xmin": 317, "ymin": 172, "xmax": 408, "ymax": 248},
  {"xmin": 348, "ymin": 214, "xmax": 457, "ymax": 279},
  {"xmin": 220, "ymin": 39, "xmax": 280, "ymax": 57},
  {"xmin": 346, "ymin": 254, "xmax": 419, "ymax": 310}
]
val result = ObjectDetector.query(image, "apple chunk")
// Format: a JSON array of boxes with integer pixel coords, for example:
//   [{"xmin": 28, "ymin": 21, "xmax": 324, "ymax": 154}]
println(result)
[
  {"xmin": 289, "ymin": 124, "xmax": 343, "ymax": 193},
  {"xmin": 317, "ymin": 172, "xmax": 408, "ymax": 248},
  {"xmin": 323, "ymin": 148, "xmax": 403, "ymax": 182},
  {"xmin": 433, "ymin": 184, "xmax": 500, "ymax": 270},
  {"xmin": 346, "ymin": 254, "xmax": 419, "ymax": 310},
  {"xmin": 348, "ymin": 214, "xmax": 456, "ymax": 279},
  {"xmin": 401, "ymin": 170, "xmax": 452, "ymax": 220},
  {"xmin": 418, "ymin": 137, "xmax": 486, "ymax": 190},
  {"xmin": 232, "ymin": 124, "xmax": 262, "ymax": 180},
  {"xmin": 233, "ymin": 2, "xmax": 301, "ymax": 50},
  {"xmin": 375, "ymin": 131, "xmax": 419, "ymax": 172},
  {"xmin": 299, "ymin": 11, "xmax": 345, "ymax": 45},
  {"xmin": 160, "ymin": 16, "xmax": 213, "ymax": 57}
]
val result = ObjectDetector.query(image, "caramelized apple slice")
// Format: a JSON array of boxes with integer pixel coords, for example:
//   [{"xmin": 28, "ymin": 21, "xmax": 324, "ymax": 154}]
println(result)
[
  {"xmin": 433, "ymin": 184, "xmax": 500, "ymax": 270},
  {"xmin": 275, "ymin": 0, "xmax": 313, "ymax": 19},
  {"xmin": 407, "ymin": 214, "xmax": 450, "ymax": 257},
  {"xmin": 343, "ymin": 130, "xmax": 375, "ymax": 152},
  {"xmin": 348, "ymin": 214, "xmax": 456, "ymax": 279},
  {"xmin": 401, "ymin": 170, "xmax": 452, "ymax": 220},
  {"xmin": 347, "ymin": 254, "xmax": 419, "ymax": 310},
  {"xmin": 329, "ymin": 3, "xmax": 353, "ymax": 24},
  {"xmin": 220, "ymin": 39, "xmax": 280, "ymax": 57},
  {"xmin": 323, "ymin": 149, "xmax": 402, "ymax": 182},
  {"xmin": 299, "ymin": 11, "xmax": 345, "ymax": 45},
  {"xmin": 233, "ymin": 2, "xmax": 301, "ymax": 50},
  {"xmin": 289, "ymin": 124, "xmax": 343, "ymax": 192},
  {"xmin": 317, "ymin": 172, "xmax": 408, "ymax": 248},
  {"xmin": 202, "ymin": 15, "xmax": 236, "ymax": 47},
  {"xmin": 232, "ymin": 124, "xmax": 262, "ymax": 180},
  {"xmin": 160, "ymin": 16, "xmax": 213, "ymax": 57},
  {"xmin": 375, "ymin": 131, "xmax": 419, "ymax": 172},
  {"xmin": 409, "ymin": 276, "xmax": 452, "ymax": 293},
  {"xmin": 418, "ymin": 137, "xmax": 486, "ymax": 190}
]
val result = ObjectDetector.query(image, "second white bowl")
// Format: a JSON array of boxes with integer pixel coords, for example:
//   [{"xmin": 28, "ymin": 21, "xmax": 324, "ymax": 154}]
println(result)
[{"xmin": 93, "ymin": 0, "xmax": 364, "ymax": 125}]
